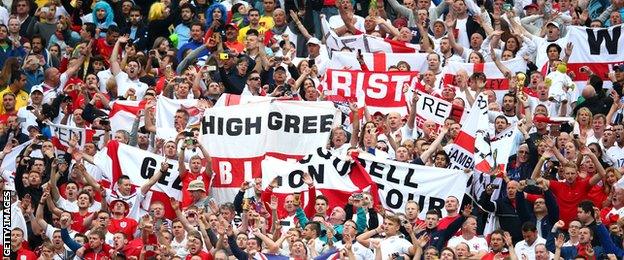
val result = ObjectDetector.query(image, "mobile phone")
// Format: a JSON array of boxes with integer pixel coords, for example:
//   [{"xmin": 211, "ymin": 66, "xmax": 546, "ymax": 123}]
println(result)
[
  {"xmin": 353, "ymin": 193, "xmax": 364, "ymax": 200},
  {"xmin": 55, "ymin": 158, "xmax": 66, "ymax": 164},
  {"xmin": 144, "ymin": 245, "xmax": 155, "ymax": 251},
  {"xmin": 41, "ymin": 7, "xmax": 49, "ymax": 12},
  {"xmin": 490, "ymin": 184, "xmax": 500, "ymax": 189},
  {"xmin": 219, "ymin": 52, "xmax": 229, "ymax": 60},
  {"xmin": 36, "ymin": 134, "xmax": 47, "ymax": 141},
  {"xmin": 26, "ymin": 106, "xmax": 34, "ymax": 111},
  {"xmin": 279, "ymin": 220, "xmax": 291, "ymax": 226},
  {"xmin": 149, "ymin": 50, "xmax": 156, "ymax": 56},
  {"xmin": 308, "ymin": 59, "xmax": 315, "ymax": 67},
  {"xmin": 183, "ymin": 131, "xmax": 194, "ymax": 137},
  {"xmin": 17, "ymin": 117, "xmax": 26, "ymax": 123},
  {"xmin": 502, "ymin": 3, "xmax": 511, "ymax": 11},
  {"xmin": 274, "ymin": 56, "xmax": 283, "ymax": 62},
  {"xmin": 174, "ymin": 77, "xmax": 185, "ymax": 83}
]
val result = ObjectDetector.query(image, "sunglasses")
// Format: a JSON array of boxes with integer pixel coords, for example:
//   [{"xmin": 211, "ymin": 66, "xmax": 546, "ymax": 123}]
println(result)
[{"xmin": 249, "ymin": 77, "xmax": 260, "ymax": 81}]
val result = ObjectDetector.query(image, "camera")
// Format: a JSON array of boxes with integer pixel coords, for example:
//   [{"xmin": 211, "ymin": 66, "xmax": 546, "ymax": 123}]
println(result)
[
  {"xmin": 99, "ymin": 117, "xmax": 110, "ymax": 125},
  {"xmin": 55, "ymin": 158, "xmax": 66, "ymax": 164},
  {"xmin": 219, "ymin": 52, "xmax": 229, "ymax": 60},
  {"xmin": 185, "ymin": 138, "xmax": 197, "ymax": 146},
  {"xmin": 36, "ymin": 134, "xmax": 47, "ymax": 141}
]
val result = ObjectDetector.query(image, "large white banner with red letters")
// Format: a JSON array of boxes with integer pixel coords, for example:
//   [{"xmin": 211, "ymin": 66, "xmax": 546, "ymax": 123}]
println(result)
[
  {"xmin": 200, "ymin": 101, "xmax": 340, "ymax": 204},
  {"xmin": 49, "ymin": 123, "xmax": 105, "ymax": 151},
  {"xmin": 328, "ymin": 51, "xmax": 429, "ymax": 72},
  {"xmin": 441, "ymin": 57, "xmax": 527, "ymax": 91},
  {"xmin": 320, "ymin": 69, "xmax": 419, "ymax": 115}
]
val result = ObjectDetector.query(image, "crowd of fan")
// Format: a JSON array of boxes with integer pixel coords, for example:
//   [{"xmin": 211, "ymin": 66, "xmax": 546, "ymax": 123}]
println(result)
[{"xmin": 0, "ymin": 0, "xmax": 624, "ymax": 258}]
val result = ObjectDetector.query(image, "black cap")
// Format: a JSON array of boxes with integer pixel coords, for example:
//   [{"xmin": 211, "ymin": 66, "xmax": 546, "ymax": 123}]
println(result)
[{"xmin": 275, "ymin": 66, "xmax": 287, "ymax": 72}]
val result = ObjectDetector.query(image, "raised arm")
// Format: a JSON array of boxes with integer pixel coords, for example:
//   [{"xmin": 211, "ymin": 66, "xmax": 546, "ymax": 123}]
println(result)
[
  {"xmin": 140, "ymin": 161, "xmax": 166, "ymax": 195},
  {"xmin": 110, "ymin": 34, "xmax": 129, "ymax": 76},
  {"xmin": 419, "ymin": 127, "xmax": 448, "ymax": 163},
  {"xmin": 349, "ymin": 102, "xmax": 360, "ymax": 147}
]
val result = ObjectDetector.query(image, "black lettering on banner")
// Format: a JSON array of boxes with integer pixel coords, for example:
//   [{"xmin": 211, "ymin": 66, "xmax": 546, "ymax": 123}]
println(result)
[
  {"xmin": 319, "ymin": 115, "xmax": 334, "ymax": 132},
  {"xmin": 140, "ymin": 158, "xmax": 174, "ymax": 186},
  {"xmin": 404, "ymin": 168, "xmax": 419, "ymax": 188},
  {"xmin": 302, "ymin": 116, "xmax": 317, "ymax": 133},
  {"xmin": 332, "ymin": 157, "xmax": 351, "ymax": 176},
  {"xmin": 386, "ymin": 189, "xmax": 403, "ymax": 209},
  {"xmin": 368, "ymin": 162, "xmax": 384, "ymax": 178},
  {"xmin": 427, "ymin": 197, "xmax": 445, "ymax": 212},
  {"xmin": 476, "ymin": 95, "xmax": 487, "ymax": 111},
  {"xmin": 289, "ymin": 170, "xmax": 304, "ymax": 187},
  {"xmin": 268, "ymin": 112, "xmax": 282, "ymax": 130},
  {"xmin": 420, "ymin": 96, "xmax": 450, "ymax": 118},
  {"xmin": 308, "ymin": 165, "xmax": 325, "ymax": 183},
  {"xmin": 284, "ymin": 115, "xmax": 300, "ymax": 133},
  {"xmin": 227, "ymin": 118, "xmax": 243, "ymax": 135},
  {"xmin": 140, "ymin": 157, "xmax": 158, "ymax": 179},
  {"xmin": 202, "ymin": 116, "xmax": 214, "ymax": 134},
  {"xmin": 317, "ymin": 147, "xmax": 332, "ymax": 160},
  {"xmin": 587, "ymin": 26, "xmax": 621, "ymax": 55},
  {"xmin": 299, "ymin": 154, "xmax": 313, "ymax": 164},
  {"xmin": 246, "ymin": 117, "xmax": 262, "ymax": 134},
  {"xmin": 172, "ymin": 176, "xmax": 183, "ymax": 190},
  {"xmin": 387, "ymin": 165, "xmax": 401, "ymax": 184}
]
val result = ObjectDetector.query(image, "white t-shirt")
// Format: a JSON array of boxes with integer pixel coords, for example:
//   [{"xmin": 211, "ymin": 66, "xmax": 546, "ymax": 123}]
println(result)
[
  {"xmin": 607, "ymin": 144, "xmax": 624, "ymax": 168},
  {"xmin": 370, "ymin": 235, "xmax": 412, "ymax": 260},
  {"xmin": 447, "ymin": 235, "xmax": 488, "ymax": 253},
  {"xmin": 114, "ymin": 72, "xmax": 148, "ymax": 100},
  {"xmin": 106, "ymin": 190, "xmax": 148, "ymax": 219},
  {"xmin": 334, "ymin": 240, "xmax": 374, "ymax": 260},
  {"xmin": 55, "ymin": 197, "xmax": 101, "ymax": 213},
  {"xmin": 514, "ymin": 237, "xmax": 546, "ymax": 260}
]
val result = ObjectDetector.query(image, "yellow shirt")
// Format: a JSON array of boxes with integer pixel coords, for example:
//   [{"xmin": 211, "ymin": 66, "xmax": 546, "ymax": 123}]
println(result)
[
  {"xmin": 237, "ymin": 25, "xmax": 270, "ymax": 44},
  {"xmin": 0, "ymin": 88, "xmax": 29, "ymax": 115},
  {"xmin": 259, "ymin": 16, "xmax": 274, "ymax": 30}
]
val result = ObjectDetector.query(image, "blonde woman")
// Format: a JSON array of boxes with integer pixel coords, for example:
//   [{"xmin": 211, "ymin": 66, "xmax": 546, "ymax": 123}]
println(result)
[
  {"xmin": 573, "ymin": 107, "xmax": 594, "ymax": 141},
  {"xmin": 146, "ymin": 2, "xmax": 174, "ymax": 49}
]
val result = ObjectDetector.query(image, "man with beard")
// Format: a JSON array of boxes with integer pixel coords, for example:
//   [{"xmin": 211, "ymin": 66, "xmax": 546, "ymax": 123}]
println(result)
[
  {"xmin": 174, "ymin": 4, "xmax": 195, "ymax": 49},
  {"xmin": 110, "ymin": 34, "xmax": 148, "ymax": 100},
  {"xmin": 223, "ymin": 23, "xmax": 243, "ymax": 53},
  {"xmin": 121, "ymin": 7, "xmax": 149, "ymax": 51}
]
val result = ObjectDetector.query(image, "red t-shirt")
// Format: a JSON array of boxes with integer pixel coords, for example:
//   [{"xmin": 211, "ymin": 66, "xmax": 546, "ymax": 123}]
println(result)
[
  {"xmin": 549, "ymin": 178, "xmax": 592, "ymax": 228},
  {"xmin": 438, "ymin": 215, "xmax": 460, "ymax": 230},
  {"xmin": 109, "ymin": 217, "xmax": 139, "ymax": 240},
  {"xmin": 71, "ymin": 211, "xmax": 94, "ymax": 233},
  {"xmin": 481, "ymin": 251, "xmax": 509, "ymax": 260},
  {"xmin": 185, "ymin": 251, "xmax": 213, "ymax": 260},
  {"xmin": 181, "ymin": 171, "xmax": 211, "ymax": 208}
]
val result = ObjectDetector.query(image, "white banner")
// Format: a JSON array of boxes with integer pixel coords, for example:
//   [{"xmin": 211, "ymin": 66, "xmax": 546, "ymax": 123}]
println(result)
[
  {"xmin": 49, "ymin": 123, "xmax": 105, "ymax": 150},
  {"xmin": 322, "ymin": 18, "xmax": 420, "ymax": 53},
  {"xmin": 328, "ymin": 52, "xmax": 429, "ymax": 72},
  {"xmin": 415, "ymin": 91, "xmax": 466, "ymax": 129},
  {"xmin": 357, "ymin": 153, "xmax": 468, "ymax": 218},
  {"xmin": 556, "ymin": 25, "xmax": 624, "ymax": 88},
  {"xmin": 444, "ymin": 93, "xmax": 489, "ymax": 170},
  {"xmin": 108, "ymin": 100, "xmax": 145, "ymax": 133},
  {"xmin": 200, "ymin": 101, "xmax": 340, "ymax": 204},
  {"xmin": 155, "ymin": 95, "xmax": 202, "ymax": 139},
  {"xmin": 442, "ymin": 57, "xmax": 527, "ymax": 91}
]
